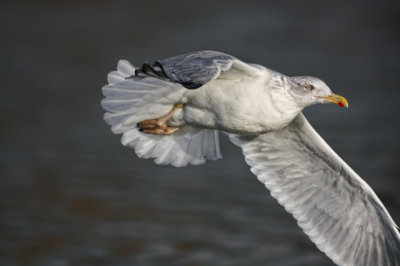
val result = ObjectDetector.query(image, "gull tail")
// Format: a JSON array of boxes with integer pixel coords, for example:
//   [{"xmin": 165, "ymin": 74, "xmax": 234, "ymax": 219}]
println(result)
[{"xmin": 101, "ymin": 60, "xmax": 222, "ymax": 167}]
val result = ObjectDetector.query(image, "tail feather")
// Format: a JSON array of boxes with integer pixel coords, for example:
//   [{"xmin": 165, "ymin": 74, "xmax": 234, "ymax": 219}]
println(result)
[
  {"xmin": 107, "ymin": 71, "xmax": 126, "ymax": 84},
  {"xmin": 117, "ymin": 60, "xmax": 136, "ymax": 77},
  {"xmin": 121, "ymin": 126, "xmax": 221, "ymax": 167},
  {"xmin": 101, "ymin": 59, "xmax": 222, "ymax": 167}
]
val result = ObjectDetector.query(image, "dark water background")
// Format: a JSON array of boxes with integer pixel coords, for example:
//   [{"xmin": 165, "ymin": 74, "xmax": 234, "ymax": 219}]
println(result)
[{"xmin": 1, "ymin": 1, "xmax": 400, "ymax": 265}]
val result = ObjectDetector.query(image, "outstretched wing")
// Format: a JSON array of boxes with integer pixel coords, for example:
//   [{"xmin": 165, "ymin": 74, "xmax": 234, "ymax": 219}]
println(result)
[
  {"xmin": 230, "ymin": 113, "xmax": 400, "ymax": 266},
  {"xmin": 155, "ymin": 50, "xmax": 262, "ymax": 89}
]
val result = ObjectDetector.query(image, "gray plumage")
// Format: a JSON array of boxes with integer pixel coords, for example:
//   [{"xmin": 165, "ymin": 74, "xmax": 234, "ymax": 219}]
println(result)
[
  {"xmin": 230, "ymin": 114, "xmax": 400, "ymax": 266},
  {"xmin": 102, "ymin": 50, "xmax": 400, "ymax": 266},
  {"xmin": 158, "ymin": 50, "xmax": 237, "ymax": 88}
]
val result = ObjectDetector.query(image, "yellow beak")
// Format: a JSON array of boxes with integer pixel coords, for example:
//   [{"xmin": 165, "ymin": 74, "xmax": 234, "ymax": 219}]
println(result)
[{"xmin": 316, "ymin": 93, "xmax": 348, "ymax": 108}]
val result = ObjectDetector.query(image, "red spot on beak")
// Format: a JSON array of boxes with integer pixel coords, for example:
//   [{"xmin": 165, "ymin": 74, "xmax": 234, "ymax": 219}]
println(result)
[{"xmin": 338, "ymin": 102, "xmax": 345, "ymax": 107}]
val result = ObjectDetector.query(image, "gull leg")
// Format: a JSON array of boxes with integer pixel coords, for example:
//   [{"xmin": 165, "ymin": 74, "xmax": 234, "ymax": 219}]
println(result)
[{"xmin": 138, "ymin": 104, "xmax": 183, "ymax": 135}]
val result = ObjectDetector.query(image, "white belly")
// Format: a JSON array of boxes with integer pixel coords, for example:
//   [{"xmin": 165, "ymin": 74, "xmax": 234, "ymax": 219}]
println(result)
[{"xmin": 175, "ymin": 75, "xmax": 293, "ymax": 134}]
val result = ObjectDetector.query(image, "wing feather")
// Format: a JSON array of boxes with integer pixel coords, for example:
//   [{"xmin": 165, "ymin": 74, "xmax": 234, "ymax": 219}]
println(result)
[
  {"xmin": 230, "ymin": 113, "xmax": 400, "ymax": 266},
  {"xmin": 157, "ymin": 50, "xmax": 261, "ymax": 89}
]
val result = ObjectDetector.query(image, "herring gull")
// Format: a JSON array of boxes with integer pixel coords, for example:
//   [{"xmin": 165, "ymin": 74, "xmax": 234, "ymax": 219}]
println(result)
[{"xmin": 101, "ymin": 50, "xmax": 400, "ymax": 265}]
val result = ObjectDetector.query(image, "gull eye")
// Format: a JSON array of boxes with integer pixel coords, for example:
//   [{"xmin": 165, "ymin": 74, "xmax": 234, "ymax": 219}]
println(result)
[{"xmin": 305, "ymin": 84, "xmax": 314, "ymax": 91}]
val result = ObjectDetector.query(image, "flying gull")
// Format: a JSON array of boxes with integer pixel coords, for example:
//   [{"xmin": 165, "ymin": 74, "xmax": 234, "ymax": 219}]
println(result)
[{"xmin": 101, "ymin": 50, "xmax": 400, "ymax": 265}]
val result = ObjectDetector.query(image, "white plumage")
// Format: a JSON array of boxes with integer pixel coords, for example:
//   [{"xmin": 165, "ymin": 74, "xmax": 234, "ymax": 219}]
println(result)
[
  {"xmin": 102, "ymin": 59, "xmax": 221, "ymax": 167},
  {"xmin": 101, "ymin": 51, "xmax": 400, "ymax": 265}
]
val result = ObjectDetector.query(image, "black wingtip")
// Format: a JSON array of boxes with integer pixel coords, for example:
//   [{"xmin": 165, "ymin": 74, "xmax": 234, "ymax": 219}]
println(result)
[
  {"xmin": 133, "ymin": 62, "xmax": 168, "ymax": 80},
  {"xmin": 181, "ymin": 82, "xmax": 203, "ymax": 89}
]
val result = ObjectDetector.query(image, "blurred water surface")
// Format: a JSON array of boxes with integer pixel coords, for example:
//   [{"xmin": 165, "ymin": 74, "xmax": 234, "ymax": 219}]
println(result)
[{"xmin": 1, "ymin": 1, "xmax": 400, "ymax": 265}]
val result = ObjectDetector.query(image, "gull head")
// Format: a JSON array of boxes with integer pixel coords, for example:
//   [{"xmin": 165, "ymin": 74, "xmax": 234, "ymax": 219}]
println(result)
[{"xmin": 288, "ymin": 76, "xmax": 348, "ymax": 108}]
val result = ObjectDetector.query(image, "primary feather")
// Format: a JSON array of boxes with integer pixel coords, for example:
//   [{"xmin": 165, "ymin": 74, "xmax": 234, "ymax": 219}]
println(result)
[{"xmin": 230, "ymin": 114, "xmax": 400, "ymax": 266}]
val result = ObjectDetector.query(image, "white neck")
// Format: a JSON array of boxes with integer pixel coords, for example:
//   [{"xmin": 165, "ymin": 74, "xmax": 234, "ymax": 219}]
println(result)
[{"xmin": 268, "ymin": 75, "xmax": 303, "ymax": 127}]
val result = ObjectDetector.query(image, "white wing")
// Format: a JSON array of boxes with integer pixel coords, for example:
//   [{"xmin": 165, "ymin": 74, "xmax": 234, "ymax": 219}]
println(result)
[
  {"xmin": 101, "ymin": 60, "xmax": 221, "ymax": 167},
  {"xmin": 230, "ymin": 113, "xmax": 400, "ymax": 266}
]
